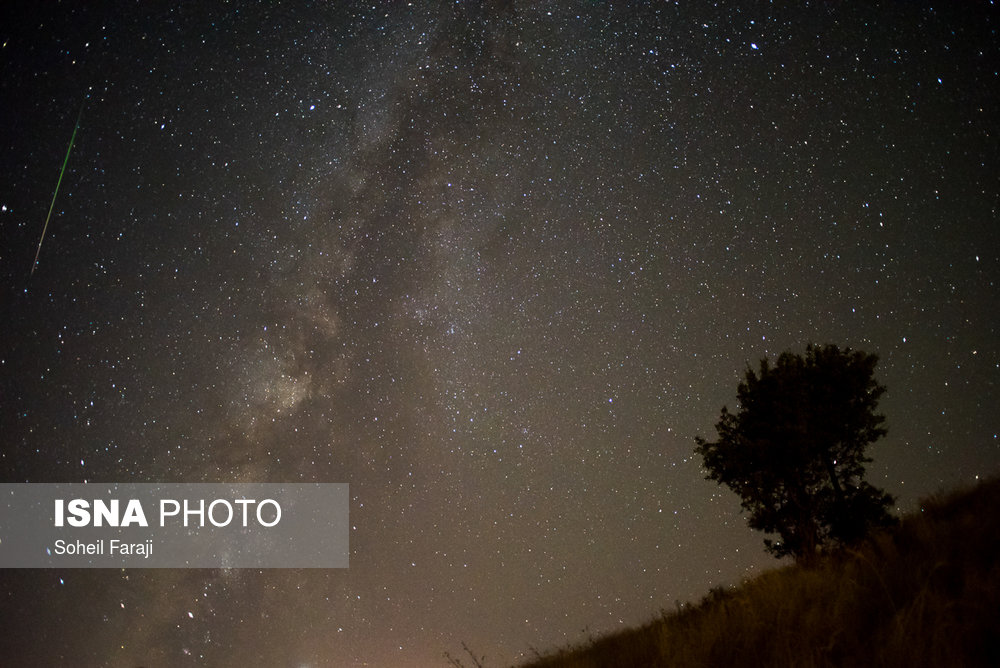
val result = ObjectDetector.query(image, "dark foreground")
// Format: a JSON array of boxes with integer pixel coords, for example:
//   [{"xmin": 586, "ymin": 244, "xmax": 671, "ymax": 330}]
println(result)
[{"xmin": 517, "ymin": 477, "xmax": 1000, "ymax": 668}]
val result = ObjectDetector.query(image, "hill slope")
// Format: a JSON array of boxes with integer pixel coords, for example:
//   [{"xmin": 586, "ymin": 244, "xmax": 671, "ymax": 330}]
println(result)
[{"xmin": 517, "ymin": 477, "xmax": 1000, "ymax": 668}]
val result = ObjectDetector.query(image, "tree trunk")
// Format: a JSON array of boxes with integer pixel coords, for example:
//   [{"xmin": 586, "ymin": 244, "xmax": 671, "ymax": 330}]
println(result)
[{"xmin": 825, "ymin": 456, "xmax": 845, "ymax": 507}]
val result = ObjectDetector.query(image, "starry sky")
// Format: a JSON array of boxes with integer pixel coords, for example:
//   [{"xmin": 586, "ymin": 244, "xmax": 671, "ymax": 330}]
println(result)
[{"xmin": 1, "ymin": 2, "xmax": 998, "ymax": 666}]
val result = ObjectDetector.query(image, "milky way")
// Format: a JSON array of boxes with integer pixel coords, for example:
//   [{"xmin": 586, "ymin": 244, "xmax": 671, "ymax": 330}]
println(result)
[{"xmin": 2, "ymin": 3, "xmax": 998, "ymax": 666}]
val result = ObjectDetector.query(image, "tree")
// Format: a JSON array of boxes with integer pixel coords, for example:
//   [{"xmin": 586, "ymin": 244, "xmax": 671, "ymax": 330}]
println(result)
[{"xmin": 694, "ymin": 344, "xmax": 896, "ymax": 562}]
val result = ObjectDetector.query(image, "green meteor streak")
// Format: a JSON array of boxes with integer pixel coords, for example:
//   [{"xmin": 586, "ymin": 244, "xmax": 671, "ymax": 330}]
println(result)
[{"xmin": 30, "ymin": 98, "xmax": 86, "ymax": 277}]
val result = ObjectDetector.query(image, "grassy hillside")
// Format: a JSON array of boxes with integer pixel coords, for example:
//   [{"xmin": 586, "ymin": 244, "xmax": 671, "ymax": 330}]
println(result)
[{"xmin": 516, "ymin": 477, "xmax": 1000, "ymax": 668}]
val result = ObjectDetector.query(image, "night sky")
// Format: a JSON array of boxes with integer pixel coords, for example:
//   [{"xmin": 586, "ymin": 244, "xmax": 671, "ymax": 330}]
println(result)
[{"xmin": 2, "ymin": 2, "xmax": 999, "ymax": 666}]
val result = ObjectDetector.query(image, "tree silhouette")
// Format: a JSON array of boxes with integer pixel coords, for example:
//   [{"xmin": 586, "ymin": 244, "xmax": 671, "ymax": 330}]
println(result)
[{"xmin": 695, "ymin": 344, "xmax": 896, "ymax": 562}]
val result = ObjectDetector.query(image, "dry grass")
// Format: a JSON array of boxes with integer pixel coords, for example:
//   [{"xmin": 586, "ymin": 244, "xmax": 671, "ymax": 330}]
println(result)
[{"xmin": 516, "ymin": 477, "xmax": 1000, "ymax": 668}]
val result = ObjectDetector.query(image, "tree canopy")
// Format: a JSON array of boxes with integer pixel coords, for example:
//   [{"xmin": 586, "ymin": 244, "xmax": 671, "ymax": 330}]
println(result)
[{"xmin": 695, "ymin": 344, "xmax": 896, "ymax": 562}]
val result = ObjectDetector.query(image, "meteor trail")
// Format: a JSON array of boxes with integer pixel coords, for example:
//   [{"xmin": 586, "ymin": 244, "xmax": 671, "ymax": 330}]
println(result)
[{"xmin": 30, "ymin": 97, "xmax": 86, "ymax": 277}]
